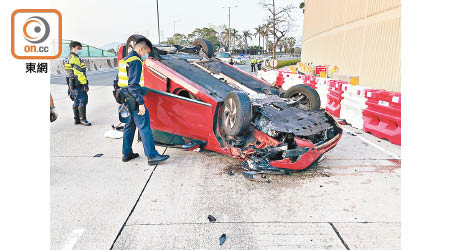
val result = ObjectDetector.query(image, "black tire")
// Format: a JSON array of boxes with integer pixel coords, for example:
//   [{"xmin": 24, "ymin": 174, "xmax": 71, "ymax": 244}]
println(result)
[
  {"xmin": 222, "ymin": 91, "xmax": 252, "ymax": 136},
  {"xmin": 126, "ymin": 34, "xmax": 145, "ymax": 55},
  {"xmin": 284, "ymin": 84, "xmax": 321, "ymax": 110},
  {"xmin": 192, "ymin": 38, "xmax": 214, "ymax": 58}
]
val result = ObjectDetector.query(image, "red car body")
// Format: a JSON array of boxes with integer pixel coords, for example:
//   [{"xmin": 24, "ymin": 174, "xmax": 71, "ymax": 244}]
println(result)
[{"xmin": 116, "ymin": 44, "xmax": 342, "ymax": 171}]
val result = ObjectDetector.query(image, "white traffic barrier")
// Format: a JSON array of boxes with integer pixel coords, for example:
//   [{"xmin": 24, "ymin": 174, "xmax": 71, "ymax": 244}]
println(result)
[
  {"xmin": 315, "ymin": 77, "xmax": 329, "ymax": 86},
  {"xmin": 282, "ymin": 72, "xmax": 304, "ymax": 84},
  {"xmin": 340, "ymin": 85, "xmax": 368, "ymax": 129},
  {"xmin": 50, "ymin": 57, "xmax": 117, "ymax": 75},
  {"xmin": 316, "ymin": 80, "xmax": 329, "ymax": 109},
  {"xmin": 258, "ymin": 70, "xmax": 278, "ymax": 85}
]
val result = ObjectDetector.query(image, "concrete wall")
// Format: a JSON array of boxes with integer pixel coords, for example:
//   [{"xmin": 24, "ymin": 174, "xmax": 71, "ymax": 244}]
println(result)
[
  {"xmin": 50, "ymin": 57, "xmax": 117, "ymax": 75},
  {"xmin": 301, "ymin": 0, "xmax": 401, "ymax": 92}
]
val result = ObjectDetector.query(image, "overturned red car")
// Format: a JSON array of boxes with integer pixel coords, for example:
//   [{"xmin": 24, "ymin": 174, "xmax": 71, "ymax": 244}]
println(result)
[{"xmin": 116, "ymin": 35, "xmax": 342, "ymax": 173}]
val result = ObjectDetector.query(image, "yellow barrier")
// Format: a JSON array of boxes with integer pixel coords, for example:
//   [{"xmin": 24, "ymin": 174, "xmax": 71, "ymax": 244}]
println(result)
[
  {"xmin": 350, "ymin": 76, "xmax": 359, "ymax": 86},
  {"xmin": 289, "ymin": 65, "xmax": 296, "ymax": 74},
  {"xmin": 295, "ymin": 62, "xmax": 316, "ymax": 76}
]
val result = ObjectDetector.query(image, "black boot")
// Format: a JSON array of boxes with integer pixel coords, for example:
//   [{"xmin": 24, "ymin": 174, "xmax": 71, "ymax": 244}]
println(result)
[
  {"xmin": 148, "ymin": 154, "xmax": 170, "ymax": 165},
  {"xmin": 122, "ymin": 152, "xmax": 139, "ymax": 162},
  {"xmin": 78, "ymin": 105, "xmax": 91, "ymax": 126},
  {"xmin": 73, "ymin": 107, "xmax": 80, "ymax": 125}
]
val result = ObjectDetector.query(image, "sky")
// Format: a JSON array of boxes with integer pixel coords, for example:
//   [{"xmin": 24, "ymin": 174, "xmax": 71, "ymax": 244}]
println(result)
[{"xmin": 51, "ymin": 0, "xmax": 304, "ymax": 49}]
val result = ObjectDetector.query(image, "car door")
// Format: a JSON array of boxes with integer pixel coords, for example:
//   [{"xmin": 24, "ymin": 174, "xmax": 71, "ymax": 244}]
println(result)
[{"xmin": 143, "ymin": 88, "xmax": 213, "ymax": 142}]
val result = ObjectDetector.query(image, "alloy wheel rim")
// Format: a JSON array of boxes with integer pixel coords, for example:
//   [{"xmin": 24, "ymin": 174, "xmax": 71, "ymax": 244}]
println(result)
[{"xmin": 224, "ymin": 98, "xmax": 237, "ymax": 129}]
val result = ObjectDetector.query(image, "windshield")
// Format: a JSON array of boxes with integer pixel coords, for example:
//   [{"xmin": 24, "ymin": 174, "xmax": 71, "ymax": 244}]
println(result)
[{"xmin": 216, "ymin": 52, "xmax": 231, "ymax": 58}]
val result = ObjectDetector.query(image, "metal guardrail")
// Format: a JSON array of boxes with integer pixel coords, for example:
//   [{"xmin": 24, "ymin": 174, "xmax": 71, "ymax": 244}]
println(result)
[{"xmin": 49, "ymin": 39, "xmax": 117, "ymax": 58}]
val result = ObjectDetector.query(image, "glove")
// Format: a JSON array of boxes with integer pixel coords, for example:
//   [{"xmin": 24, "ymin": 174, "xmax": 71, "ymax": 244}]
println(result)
[
  {"xmin": 83, "ymin": 84, "xmax": 89, "ymax": 92},
  {"xmin": 50, "ymin": 107, "xmax": 58, "ymax": 122}
]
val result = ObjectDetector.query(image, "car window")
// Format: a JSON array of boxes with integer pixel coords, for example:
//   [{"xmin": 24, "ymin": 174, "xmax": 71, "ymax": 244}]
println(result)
[{"xmin": 217, "ymin": 52, "xmax": 230, "ymax": 58}]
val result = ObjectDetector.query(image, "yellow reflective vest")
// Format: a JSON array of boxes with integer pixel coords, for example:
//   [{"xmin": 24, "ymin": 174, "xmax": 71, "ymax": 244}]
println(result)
[
  {"xmin": 117, "ymin": 56, "xmax": 145, "ymax": 88},
  {"xmin": 64, "ymin": 53, "xmax": 87, "ymax": 85}
]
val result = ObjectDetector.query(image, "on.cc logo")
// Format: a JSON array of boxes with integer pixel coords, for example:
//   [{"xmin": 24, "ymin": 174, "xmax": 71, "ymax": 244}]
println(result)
[{"xmin": 23, "ymin": 16, "xmax": 50, "ymax": 44}]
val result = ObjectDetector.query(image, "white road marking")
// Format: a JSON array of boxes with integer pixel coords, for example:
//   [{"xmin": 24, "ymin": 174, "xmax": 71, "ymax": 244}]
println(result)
[
  {"xmin": 342, "ymin": 127, "xmax": 400, "ymax": 160},
  {"xmin": 60, "ymin": 228, "xmax": 85, "ymax": 250}
]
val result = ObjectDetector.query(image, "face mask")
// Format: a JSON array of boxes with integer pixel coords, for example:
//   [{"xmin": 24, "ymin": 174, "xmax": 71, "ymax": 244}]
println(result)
[
  {"xmin": 76, "ymin": 50, "xmax": 82, "ymax": 56},
  {"xmin": 141, "ymin": 53, "xmax": 149, "ymax": 61}
]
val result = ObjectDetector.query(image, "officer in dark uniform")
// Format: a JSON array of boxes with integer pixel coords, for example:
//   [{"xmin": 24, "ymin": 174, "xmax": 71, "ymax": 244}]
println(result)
[
  {"xmin": 117, "ymin": 37, "xmax": 170, "ymax": 165},
  {"xmin": 64, "ymin": 41, "xmax": 91, "ymax": 126}
]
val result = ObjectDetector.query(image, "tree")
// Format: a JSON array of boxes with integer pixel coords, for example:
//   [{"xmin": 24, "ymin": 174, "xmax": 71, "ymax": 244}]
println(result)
[
  {"xmin": 261, "ymin": 24, "xmax": 270, "ymax": 53},
  {"xmin": 279, "ymin": 36, "xmax": 296, "ymax": 53},
  {"xmin": 230, "ymin": 28, "xmax": 239, "ymax": 51},
  {"xmin": 286, "ymin": 36, "xmax": 296, "ymax": 53},
  {"xmin": 218, "ymin": 25, "xmax": 230, "ymax": 50},
  {"xmin": 242, "ymin": 30, "xmax": 252, "ymax": 54},
  {"xmin": 260, "ymin": 0, "xmax": 296, "ymax": 60},
  {"xmin": 299, "ymin": 1, "xmax": 305, "ymax": 14},
  {"xmin": 254, "ymin": 25, "xmax": 263, "ymax": 49},
  {"xmin": 165, "ymin": 33, "xmax": 188, "ymax": 45},
  {"xmin": 266, "ymin": 40, "xmax": 274, "ymax": 52},
  {"xmin": 187, "ymin": 27, "xmax": 220, "ymax": 49}
]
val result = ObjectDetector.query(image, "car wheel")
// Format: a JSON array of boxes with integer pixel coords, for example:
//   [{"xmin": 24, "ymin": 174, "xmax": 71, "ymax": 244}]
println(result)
[
  {"xmin": 284, "ymin": 85, "xmax": 321, "ymax": 110},
  {"xmin": 222, "ymin": 91, "xmax": 252, "ymax": 136},
  {"xmin": 192, "ymin": 38, "xmax": 214, "ymax": 58},
  {"xmin": 126, "ymin": 34, "xmax": 145, "ymax": 55}
]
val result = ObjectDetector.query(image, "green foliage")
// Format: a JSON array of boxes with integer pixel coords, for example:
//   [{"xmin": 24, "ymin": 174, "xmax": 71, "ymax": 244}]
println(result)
[
  {"xmin": 274, "ymin": 59, "xmax": 301, "ymax": 69},
  {"xmin": 166, "ymin": 33, "xmax": 188, "ymax": 45},
  {"xmin": 187, "ymin": 27, "xmax": 220, "ymax": 49}
]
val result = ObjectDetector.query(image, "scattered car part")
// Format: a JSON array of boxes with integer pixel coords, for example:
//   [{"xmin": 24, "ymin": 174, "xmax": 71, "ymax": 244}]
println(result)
[
  {"xmin": 219, "ymin": 234, "xmax": 227, "ymax": 246},
  {"xmin": 208, "ymin": 215, "xmax": 216, "ymax": 222}
]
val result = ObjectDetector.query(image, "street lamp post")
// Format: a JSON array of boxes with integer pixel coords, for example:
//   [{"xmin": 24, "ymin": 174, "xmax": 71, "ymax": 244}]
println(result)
[
  {"xmin": 156, "ymin": 0, "xmax": 161, "ymax": 43},
  {"xmin": 223, "ymin": 5, "xmax": 238, "ymax": 53},
  {"xmin": 173, "ymin": 19, "xmax": 181, "ymax": 35}
]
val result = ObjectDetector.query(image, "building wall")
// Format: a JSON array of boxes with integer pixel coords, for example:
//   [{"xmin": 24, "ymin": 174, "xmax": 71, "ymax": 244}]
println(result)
[{"xmin": 301, "ymin": 0, "xmax": 401, "ymax": 92}]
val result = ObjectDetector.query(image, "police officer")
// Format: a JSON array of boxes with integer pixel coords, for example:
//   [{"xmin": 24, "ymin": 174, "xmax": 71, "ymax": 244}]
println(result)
[
  {"xmin": 65, "ymin": 41, "xmax": 91, "ymax": 126},
  {"xmin": 257, "ymin": 58, "xmax": 262, "ymax": 70},
  {"xmin": 250, "ymin": 57, "xmax": 256, "ymax": 72},
  {"xmin": 118, "ymin": 37, "xmax": 170, "ymax": 165}
]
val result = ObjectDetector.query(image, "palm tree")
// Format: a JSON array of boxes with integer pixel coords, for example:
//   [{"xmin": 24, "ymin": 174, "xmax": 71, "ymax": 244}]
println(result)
[
  {"xmin": 242, "ymin": 30, "xmax": 252, "ymax": 54},
  {"xmin": 286, "ymin": 37, "xmax": 296, "ymax": 54},
  {"xmin": 230, "ymin": 28, "xmax": 239, "ymax": 52},
  {"xmin": 254, "ymin": 25, "xmax": 263, "ymax": 51},
  {"xmin": 261, "ymin": 24, "xmax": 270, "ymax": 53},
  {"xmin": 220, "ymin": 27, "xmax": 230, "ymax": 50}
]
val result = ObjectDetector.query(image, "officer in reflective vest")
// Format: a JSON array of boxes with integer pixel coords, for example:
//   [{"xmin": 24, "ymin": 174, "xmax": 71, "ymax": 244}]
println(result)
[
  {"xmin": 118, "ymin": 37, "xmax": 170, "ymax": 165},
  {"xmin": 64, "ymin": 41, "xmax": 91, "ymax": 126},
  {"xmin": 257, "ymin": 58, "xmax": 262, "ymax": 70},
  {"xmin": 250, "ymin": 58, "xmax": 256, "ymax": 72}
]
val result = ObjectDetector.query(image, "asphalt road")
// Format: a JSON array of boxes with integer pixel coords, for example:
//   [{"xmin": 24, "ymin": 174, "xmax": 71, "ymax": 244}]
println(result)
[{"xmin": 50, "ymin": 61, "xmax": 400, "ymax": 250}]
